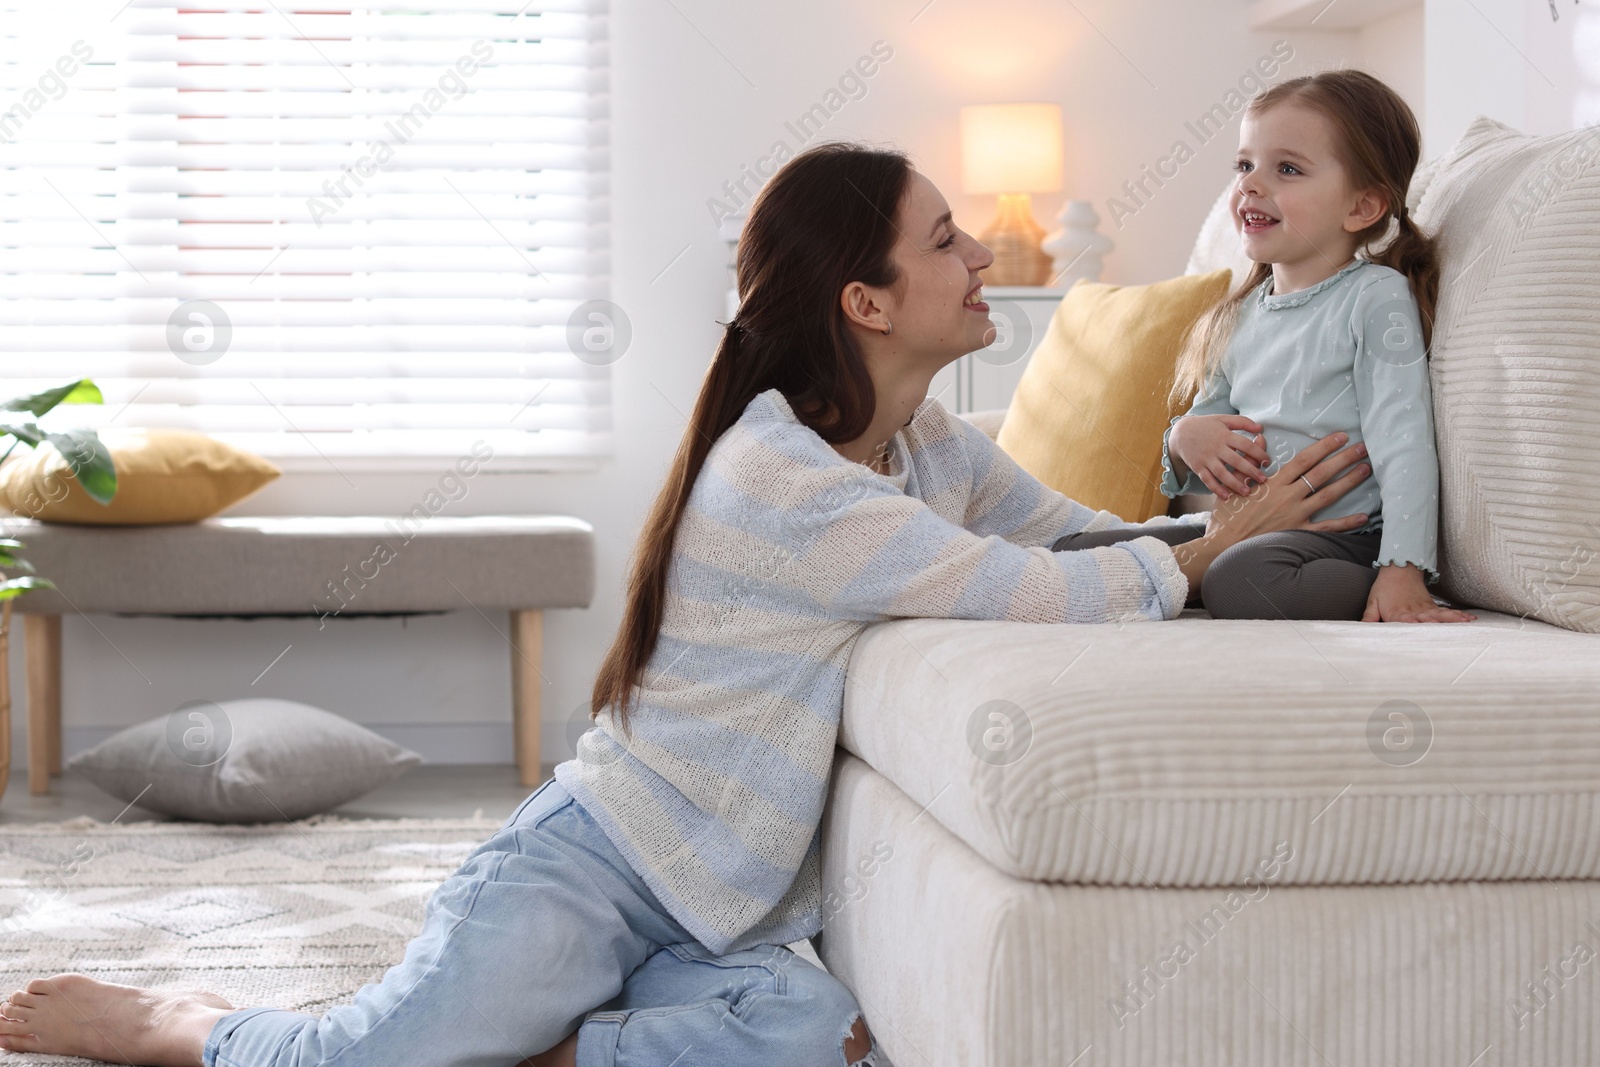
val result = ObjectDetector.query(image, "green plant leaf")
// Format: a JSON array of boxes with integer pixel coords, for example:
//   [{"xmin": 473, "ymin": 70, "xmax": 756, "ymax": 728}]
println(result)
[
  {"xmin": 0, "ymin": 575, "xmax": 54, "ymax": 600},
  {"xmin": 0, "ymin": 552, "xmax": 33, "ymax": 572},
  {"xmin": 0, "ymin": 538, "xmax": 24, "ymax": 550},
  {"xmin": 0, "ymin": 422, "xmax": 45, "ymax": 447},
  {"xmin": 60, "ymin": 380, "xmax": 103, "ymax": 404},
  {"xmin": 0, "ymin": 426, "xmax": 119, "ymax": 504},
  {"xmin": 45, "ymin": 430, "xmax": 117, "ymax": 505},
  {"xmin": 2, "ymin": 379, "xmax": 102, "ymax": 417}
]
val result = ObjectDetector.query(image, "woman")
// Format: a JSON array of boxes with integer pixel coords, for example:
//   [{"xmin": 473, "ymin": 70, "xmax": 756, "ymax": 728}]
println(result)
[{"xmin": 0, "ymin": 143, "xmax": 1371, "ymax": 1067}]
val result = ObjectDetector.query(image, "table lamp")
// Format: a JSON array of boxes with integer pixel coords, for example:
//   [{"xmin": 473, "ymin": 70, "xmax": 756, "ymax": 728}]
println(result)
[{"xmin": 960, "ymin": 103, "xmax": 1063, "ymax": 286}]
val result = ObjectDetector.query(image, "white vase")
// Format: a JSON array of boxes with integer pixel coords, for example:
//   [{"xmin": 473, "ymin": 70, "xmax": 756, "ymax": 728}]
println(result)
[{"xmin": 1042, "ymin": 199, "xmax": 1113, "ymax": 288}]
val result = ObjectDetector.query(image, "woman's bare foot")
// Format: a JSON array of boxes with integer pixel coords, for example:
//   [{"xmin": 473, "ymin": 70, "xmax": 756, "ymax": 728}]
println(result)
[{"xmin": 0, "ymin": 973, "xmax": 234, "ymax": 1066}]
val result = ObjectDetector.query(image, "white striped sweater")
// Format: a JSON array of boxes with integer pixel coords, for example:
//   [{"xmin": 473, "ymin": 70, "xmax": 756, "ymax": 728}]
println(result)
[{"xmin": 554, "ymin": 387, "xmax": 1189, "ymax": 953}]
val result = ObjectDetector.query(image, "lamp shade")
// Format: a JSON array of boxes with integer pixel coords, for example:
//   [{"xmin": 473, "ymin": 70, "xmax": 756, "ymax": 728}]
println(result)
[{"xmin": 959, "ymin": 103, "xmax": 1064, "ymax": 195}]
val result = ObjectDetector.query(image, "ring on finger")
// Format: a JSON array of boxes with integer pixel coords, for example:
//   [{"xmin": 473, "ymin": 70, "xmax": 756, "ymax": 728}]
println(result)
[{"xmin": 1299, "ymin": 474, "xmax": 1317, "ymax": 494}]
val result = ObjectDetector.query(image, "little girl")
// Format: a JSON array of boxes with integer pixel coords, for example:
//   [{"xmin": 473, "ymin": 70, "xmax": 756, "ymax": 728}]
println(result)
[{"xmin": 1059, "ymin": 69, "xmax": 1474, "ymax": 623}]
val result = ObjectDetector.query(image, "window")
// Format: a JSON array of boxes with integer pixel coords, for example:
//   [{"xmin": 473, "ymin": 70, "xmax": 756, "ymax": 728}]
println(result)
[{"xmin": 1, "ymin": 0, "xmax": 611, "ymax": 470}]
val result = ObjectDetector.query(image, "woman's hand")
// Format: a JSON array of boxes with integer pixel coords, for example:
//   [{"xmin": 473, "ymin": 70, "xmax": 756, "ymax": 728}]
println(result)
[
  {"xmin": 1170, "ymin": 432, "xmax": 1373, "ymax": 593},
  {"xmin": 1168, "ymin": 414, "xmax": 1270, "ymax": 500},
  {"xmin": 1362, "ymin": 564, "xmax": 1477, "ymax": 623}
]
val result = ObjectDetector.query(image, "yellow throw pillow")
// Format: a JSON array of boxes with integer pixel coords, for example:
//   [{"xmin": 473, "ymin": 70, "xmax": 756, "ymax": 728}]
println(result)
[
  {"xmin": 0, "ymin": 429, "xmax": 280, "ymax": 525},
  {"xmin": 996, "ymin": 269, "xmax": 1233, "ymax": 522}
]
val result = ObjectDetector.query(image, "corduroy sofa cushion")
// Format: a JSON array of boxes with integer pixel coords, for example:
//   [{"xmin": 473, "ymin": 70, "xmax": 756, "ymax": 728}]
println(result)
[
  {"xmin": 839, "ymin": 610, "xmax": 1600, "ymax": 887},
  {"xmin": 817, "ymin": 751, "xmax": 1600, "ymax": 1067},
  {"xmin": 1411, "ymin": 116, "xmax": 1600, "ymax": 632}
]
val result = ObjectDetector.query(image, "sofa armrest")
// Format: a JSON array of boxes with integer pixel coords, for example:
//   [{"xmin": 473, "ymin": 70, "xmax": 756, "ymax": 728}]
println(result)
[{"xmin": 956, "ymin": 407, "xmax": 1007, "ymax": 443}]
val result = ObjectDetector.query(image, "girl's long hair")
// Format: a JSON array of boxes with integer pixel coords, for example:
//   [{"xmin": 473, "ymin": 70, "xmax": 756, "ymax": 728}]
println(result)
[
  {"xmin": 590, "ymin": 143, "xmax": 913, "ymax": 737},
  {"xmin": 1171, "ymin": 70, "xmax": 1441, "ymax": 406}
]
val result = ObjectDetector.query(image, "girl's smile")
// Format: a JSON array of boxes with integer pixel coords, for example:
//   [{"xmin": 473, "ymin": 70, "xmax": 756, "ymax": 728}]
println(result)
[{"xmin": 1238, "ymin": 205, "xmax": 1280, "ymax": 234}]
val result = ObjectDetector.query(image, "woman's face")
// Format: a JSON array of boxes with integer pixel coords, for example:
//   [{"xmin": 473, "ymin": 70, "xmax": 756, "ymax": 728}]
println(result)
[{"xmin": 876, "ymin": 170, "xmax": 997, "ymax": 362}]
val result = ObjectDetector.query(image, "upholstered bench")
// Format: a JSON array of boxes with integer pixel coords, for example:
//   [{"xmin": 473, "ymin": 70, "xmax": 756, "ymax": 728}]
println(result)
[{"xmin": 2, "ymin": 515, "xmax": 595, "ymax": 795}]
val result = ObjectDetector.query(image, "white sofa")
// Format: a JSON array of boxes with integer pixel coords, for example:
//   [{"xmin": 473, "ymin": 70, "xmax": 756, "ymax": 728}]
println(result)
[{"xmin": 816, "ymin": 117, "xmax": 1600, "ymax": 1066}]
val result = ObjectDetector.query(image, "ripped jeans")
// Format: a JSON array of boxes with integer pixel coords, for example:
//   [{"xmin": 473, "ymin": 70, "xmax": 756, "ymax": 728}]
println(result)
[{"xmin": 204, "ymin": 778, "xmax": 884, "ymax": 1067}]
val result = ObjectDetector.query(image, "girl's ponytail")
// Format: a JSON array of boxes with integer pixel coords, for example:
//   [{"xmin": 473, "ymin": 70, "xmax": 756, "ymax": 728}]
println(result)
[{"xmin": 1371, "ymin": 207, "xmax": 1441, "ymax": 351}]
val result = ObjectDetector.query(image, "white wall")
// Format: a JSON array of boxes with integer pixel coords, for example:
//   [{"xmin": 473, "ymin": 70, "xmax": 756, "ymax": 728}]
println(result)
[
  {"xmin": 18, "ymin": 0, "xmax": 1554, "ymax": 772},
  {"xmin": 1424, "ymin": 0, "xmax": 1596, "ymax": 156},
  {"xmin": 1360, "ymin": 5, "xmax": 1427, "ymax": 132}
]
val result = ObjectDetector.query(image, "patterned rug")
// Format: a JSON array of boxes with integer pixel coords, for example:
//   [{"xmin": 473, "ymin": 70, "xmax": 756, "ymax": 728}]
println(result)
[{"xmin": 0, "ymin": 813, "xmax": 500, "ymax": 1066}]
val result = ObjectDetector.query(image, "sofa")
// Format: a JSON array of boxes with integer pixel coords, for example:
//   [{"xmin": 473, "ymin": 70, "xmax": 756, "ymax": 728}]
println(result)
[{"xmin": 815, "ymin": 116, "xmax": 1600, "ymax": 1067}]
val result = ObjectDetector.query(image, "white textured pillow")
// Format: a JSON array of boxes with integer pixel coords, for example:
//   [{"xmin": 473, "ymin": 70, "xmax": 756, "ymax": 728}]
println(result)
[
  {"xmin": 67, "ymin": 698, "xmax": 422, "ymax": 822},
  {"xmin": 1415, "ymin": 116, "xmax": 1600, "ymax": 631}
]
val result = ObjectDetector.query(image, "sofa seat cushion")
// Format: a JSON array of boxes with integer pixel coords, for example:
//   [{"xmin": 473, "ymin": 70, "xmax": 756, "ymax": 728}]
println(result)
[
  {"xmin": 839, "ymin": 610, "xmax": 1600, "ymax": 886},
  {"xmin": 818, "ymin": 752, "xmax": 1600, "ymax": 1067}
]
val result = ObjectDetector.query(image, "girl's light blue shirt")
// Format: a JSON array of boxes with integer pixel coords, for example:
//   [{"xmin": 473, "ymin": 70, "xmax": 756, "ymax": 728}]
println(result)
[{"xmin": 1160, "ymin": 259, "xmax": 1441, "ymax": 579}]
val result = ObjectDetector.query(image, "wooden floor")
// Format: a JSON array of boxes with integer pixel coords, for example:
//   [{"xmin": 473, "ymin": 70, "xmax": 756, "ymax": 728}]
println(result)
[{"xmin": 0, "ymin": 764, "xmax": 556, "ymax": 825}]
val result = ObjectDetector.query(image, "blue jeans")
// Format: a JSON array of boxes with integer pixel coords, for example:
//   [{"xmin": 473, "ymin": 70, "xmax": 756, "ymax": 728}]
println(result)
[{"xmin": 203, "ymin": 779, "xmax": 883, "ymax": 1067}]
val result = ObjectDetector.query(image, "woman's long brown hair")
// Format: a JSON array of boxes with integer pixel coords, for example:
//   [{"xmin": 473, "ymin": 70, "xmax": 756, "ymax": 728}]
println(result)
[
  {"xmin": 1171, "ymin": 70, "xmax": 1442, "ymax": 406},
  {"xmin": 589, "ymin": 142, "xmax": 913, "ymax": 737}
]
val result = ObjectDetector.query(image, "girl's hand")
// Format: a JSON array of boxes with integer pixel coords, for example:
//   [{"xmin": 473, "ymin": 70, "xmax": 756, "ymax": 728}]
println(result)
[
  {"xmin": 1362, "ymin": 564, "xmax": 1477, "ymax": 623},
  {"xmin": 1169, "ymin": 414, "xmax": 1271, "ymax": 500}
]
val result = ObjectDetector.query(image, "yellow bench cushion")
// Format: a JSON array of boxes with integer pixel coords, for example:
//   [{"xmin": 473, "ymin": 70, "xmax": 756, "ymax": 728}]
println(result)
[{"xmin": 0, "ymin": 428, "xmax": 280, "ymax": 525}]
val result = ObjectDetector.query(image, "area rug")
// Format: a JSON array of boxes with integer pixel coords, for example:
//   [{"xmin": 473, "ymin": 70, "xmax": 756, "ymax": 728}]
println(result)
[{"xmin": 0, "ymin": 813, "xmax": 500, "ymax": 1066}]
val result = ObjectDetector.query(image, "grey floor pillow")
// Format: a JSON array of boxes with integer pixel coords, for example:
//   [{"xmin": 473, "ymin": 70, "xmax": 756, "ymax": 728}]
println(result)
[{"xmin": 67, "ymin": 697, "xmax": 422, "ymax": 823}]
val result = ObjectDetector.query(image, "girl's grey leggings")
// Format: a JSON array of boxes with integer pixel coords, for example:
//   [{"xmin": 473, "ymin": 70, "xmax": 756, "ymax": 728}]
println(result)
[{"xmin": 1052, "ymin": 524, "xmax": 1382, "ymax": 621}]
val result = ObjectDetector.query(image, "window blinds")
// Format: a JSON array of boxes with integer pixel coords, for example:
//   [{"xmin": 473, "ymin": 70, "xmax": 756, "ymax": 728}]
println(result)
[{"xmin": 0, "ymin": 0, "xmax": 612, "ymax": 470}]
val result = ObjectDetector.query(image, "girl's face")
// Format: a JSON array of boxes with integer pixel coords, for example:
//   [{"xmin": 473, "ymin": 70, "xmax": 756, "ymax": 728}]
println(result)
[
  {"xmin": 865, "ymin": 170, "xmax": 997, "ymax": 362},
  {"xmin": 1231, "ymin": 102, "xmax": 1382, "ymax": 271}
]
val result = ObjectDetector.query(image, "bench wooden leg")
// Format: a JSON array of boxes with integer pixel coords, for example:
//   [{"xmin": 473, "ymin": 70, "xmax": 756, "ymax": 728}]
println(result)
[
  {"xmin": 510, "ymin": 609, "xmax": 543, "ymax": 788},
  {"xmin": 48, "ymin": 649, "xmax": 61, "ymax": 774},
  {"xmin": 0, "ymin": 603, "xmax": 11, "ymax": 799},
  {"xmin": 25, "ymin": 614, "xmax": 62, "ymax": 796}
]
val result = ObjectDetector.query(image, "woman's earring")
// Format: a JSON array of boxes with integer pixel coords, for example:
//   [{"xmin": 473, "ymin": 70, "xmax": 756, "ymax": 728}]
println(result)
[{"xmin": 882, "ymin": 321, "xmax": 892, "ymax": 336}]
